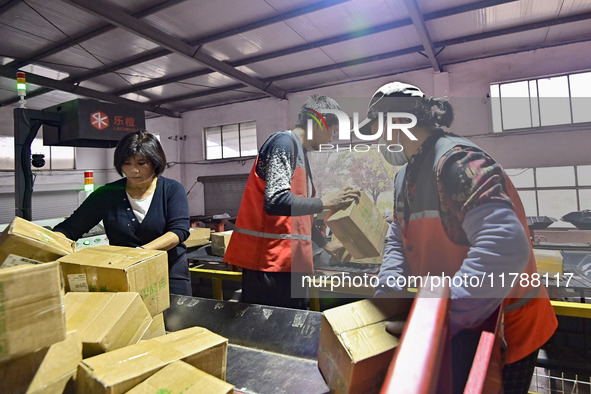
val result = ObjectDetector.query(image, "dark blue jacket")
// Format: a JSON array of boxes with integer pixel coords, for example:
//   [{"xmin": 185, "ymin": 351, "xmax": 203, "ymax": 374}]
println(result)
[{"xmin": 54, "ymin": 176, "xmax": 191, "ymax": 294}]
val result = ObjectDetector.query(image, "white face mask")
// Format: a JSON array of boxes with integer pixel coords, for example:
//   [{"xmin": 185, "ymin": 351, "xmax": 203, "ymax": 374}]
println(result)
[{"xmin": 378, "ymin": 132, "xmax": 408, "ymax": 166}]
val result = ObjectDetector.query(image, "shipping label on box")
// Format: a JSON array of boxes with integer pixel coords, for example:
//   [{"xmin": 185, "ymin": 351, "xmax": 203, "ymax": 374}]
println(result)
[
  {"xmin": 0, "ymin": 217, "xmax": 75, "ymax": 264},
  {"xmin": 325, "ymin": 192, "xmax": 389, "ymax": 259},
  {"xmin": 126, "ymin": 361, "xmax": 234, "ymax": 394},
  {"xmin": 318, "ymin": 298, "xmax": 411, "ymax": 394},
  {"xmin": 1, "ymin": 254, "xmax": 43, "ymax": 268},
  {"xmin": 0, "ymin": 331, "xmax": 82, "ymax": 394},
  {"xmin": 211, "ymin": 231, "xmax": 233, "ymax": 257},
  {"xmin": 0, "ymin": 262, "xmax": 66, "ymax": 362},
  {"xmin": 64, "ymin": 292, "xmax": 152, "ymax": 358},
  {"xmin": 57, "ymin": 245, "xmax": 169, "ymax": 316},
  {"xmin": 77, "ymin": 326, "xmax": 228, "ymax": 394}
]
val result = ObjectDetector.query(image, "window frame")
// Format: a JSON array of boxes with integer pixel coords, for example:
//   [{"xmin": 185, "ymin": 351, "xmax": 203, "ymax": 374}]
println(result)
[
  {"xmin": 490, "ymin": 70, "xmax": 591, "ymax": 133},
  {"xmin": 203, "ymin": 121, "xmax": 257, "ymax": 160},
  {"xmin": 0, "ymin": 135, "xmax": 76, "ymax": 171},
  {"xmin": 509, "ymin": 165, "xmax": 591, "ymax": 226}
]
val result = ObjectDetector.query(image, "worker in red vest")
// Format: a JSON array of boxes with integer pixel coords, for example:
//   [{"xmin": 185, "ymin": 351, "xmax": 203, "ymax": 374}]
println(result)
[
  {"xmin": 365, "ymin": 82, "xmax": 557, "ymax": 393},
  {"xmin": 225, "ymin": 95, "xmax": 360, "ymax": 309}
]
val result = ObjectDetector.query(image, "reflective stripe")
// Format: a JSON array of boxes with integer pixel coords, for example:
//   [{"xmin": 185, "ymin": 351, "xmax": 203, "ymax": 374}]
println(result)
[
  {"xmin": 409, "ymin": 210, "xmax": 440, "ymax": 221},
  {"xmin": 504, "ymin": 284, "xmax": 542, "ymax": 313},
  {"xmin": 234, "ymin": 226, "xmax": 312, "ymax": 240}
]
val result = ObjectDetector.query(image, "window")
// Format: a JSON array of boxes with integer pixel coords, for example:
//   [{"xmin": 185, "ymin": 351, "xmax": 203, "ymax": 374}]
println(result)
[
  {"xmin": 204, "ymin": 121, "xmax": 257, "ymax": 160},
  {"xmin": 507, "ymin": 165, "xmax": 591, "ymax": 227},
  {"xmin": 0, "ymin": 134, "xmax": 75, "ymax": 170},
  {"xmin": 490, "ymin": 71, "xmax": 591, "ymax": 132}
]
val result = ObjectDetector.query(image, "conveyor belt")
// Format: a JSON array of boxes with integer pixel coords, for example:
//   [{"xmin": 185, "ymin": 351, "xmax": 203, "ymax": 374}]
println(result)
[{"xmin": 164, "ymin": 295, "xmax": 329, "ymax": 394}]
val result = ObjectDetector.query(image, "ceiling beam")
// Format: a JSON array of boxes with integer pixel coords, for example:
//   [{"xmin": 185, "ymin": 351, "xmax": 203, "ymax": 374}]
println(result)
[
  {"xmin": 111, "ymin": 0, "xmax": 518, "ymax": 97},
  {"xmin": 5, "ymin": 0, "xmax": 186, "ymax": 69},
  {"xmin": 0, "ymin": 0, "xmax": 20, "ymax": 14},
  {"xmin": 435, "ymin": 11, "xmax": 591, "ymax": 47},
  {"xmin": 144, "ymin": 7, "xmax": 591, "ymax": 110},
  {"xmin": 1, "ymin": 0, "xmax": 509, "ymax": 108},
  {"xmin": 0, "ymin": 65, "xmax": 179, "ymax": 117},
  {"xmin": 1, "ymin": 0, "xmax": 350, "ymax": 107},
  {"xmin": 403, "ymin": 0, "xmax": 441, "ymax": 72},
  {"xmin": 61, "ymin": 0, "xmax": 289, "ymax": 99}
]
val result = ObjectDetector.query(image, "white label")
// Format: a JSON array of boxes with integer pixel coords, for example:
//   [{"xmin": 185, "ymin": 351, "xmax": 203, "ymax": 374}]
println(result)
[
  {"xmin": 0, "ymin": 254, "xmax": 42, "ymax": 268},
  {"xmin": 67, "ymin": 273, "xmax": 89, "ymax": 292}
]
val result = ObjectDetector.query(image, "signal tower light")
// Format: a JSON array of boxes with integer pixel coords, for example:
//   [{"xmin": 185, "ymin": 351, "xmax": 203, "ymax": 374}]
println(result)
[{"xmin": 16, "ymin": 71, "xmax": 27, "ymax": 108}]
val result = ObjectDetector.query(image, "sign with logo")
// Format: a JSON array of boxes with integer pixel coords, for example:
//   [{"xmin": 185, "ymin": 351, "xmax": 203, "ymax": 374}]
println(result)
[{"xmin": 43, "ymin": 99, "xmax": 146, "ymax": 148}]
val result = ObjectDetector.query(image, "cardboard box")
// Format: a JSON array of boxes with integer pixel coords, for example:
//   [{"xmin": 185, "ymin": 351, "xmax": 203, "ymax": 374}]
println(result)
[
  {"xmin": 185, "ymin": 227, "xmax": 212, "ymax": 248},
  {"xmin": 64, "ymin": 292, "xmax": 152, "ymax": 358},
  {"xmin": 0, "ymin": 262, "xmax": 66, "ymax": 362},
  {"xmin": 325, "ymin": 191, "xmax": 389, "ymax": 259},
  {"xmin": 0, "ymin": 331, "xmax": 82, "ymax": 394},
  {"xmin": 141, "ymin": 313, "xmax": 166, "ymax": 341},
  {"xmin": 57, "ymin": 245, "xmax": 169, "ymax": 316},
  {"xmin": 331, "ymin": 236, "xmax": 383, "ymax": 264},
  {"xmin": 318, "ymin": 298, "xmax": 411, "ymax": 394},
  {"xmin": 77, "ymin": 326, "xmax": 228, "ymax": 394},
  {"xmin": 0, "ymin": 217, "xmax": 75, "ymax": 264},
  {"xmin": 211, "ymin": 231, "xmax": 233, "ymax": 257},
  {"xmin": 534, "ymin": 249, "xmax": 564, "ymax": 277},
  {"xmin": 126, "ymin": 360, "xmax": 234, "ymax": 394}
]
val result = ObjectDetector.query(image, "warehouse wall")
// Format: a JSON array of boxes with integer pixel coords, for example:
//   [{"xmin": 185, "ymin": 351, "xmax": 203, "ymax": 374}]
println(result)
[
  {"xmin": 1, "ymin": 41, "xmax": 590, "ymax": 219},
  {"xmin": 179, "ymin": 98, "xmax": 289, "ymax": 214},
  {"xmin": 176, "ymin": 40, "xmax": 591, "ymax": 215}
]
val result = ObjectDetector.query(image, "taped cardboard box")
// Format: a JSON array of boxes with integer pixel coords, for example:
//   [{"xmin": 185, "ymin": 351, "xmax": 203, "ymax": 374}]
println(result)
[
  {"xmin": 211, "ymin": 231, "xmax": 232, "ymax": 257},
  {"xmin": 0, "ymin": 331, "xmax": 82, "ymax": 394},
  {"xmin": 185, "ymin": 227, "xmax": 212, "ymax": 248},
  {"xmin": 57, "ymin": 245, "xmax": 169, "ymax": 316},
  {"xmin": 64, "ymin": 292, "xmax": 152, "ymax": 358},
  {"xmin": 0, "ymin": 262, "xmax": 66, "ymax": 362},
  {"xmin": 534, "ymin": 249, "xmax": 564, "ymax": 277},
  {"xmin": 325, "ymin": 191, "xmax": 389, "ymax": 259},
  {"xmin": 77, "ymin": 326, "xmax": 228, "ymax": 394},
  {"xmin": 0, "ymin": 217, "xmax": 75, "ymax": 264},
  {"xmin": 141, "ymin": 313, "xmax": 166, "ymax": 340},
  {"xmin": 126, "ymin": 360, "xmax": 234, "ymax": 394},
  {"xmin": 318, "ymin": 298, "xmax": 411, "ymax": 394}
]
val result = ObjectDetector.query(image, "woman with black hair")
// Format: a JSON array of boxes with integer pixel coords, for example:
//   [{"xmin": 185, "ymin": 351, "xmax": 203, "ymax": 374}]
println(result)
[
  {"xmin": 54, "ymin": 130, "xmax": 191, "ymax": 296},
  {"xmin": 367, "ymin": 82, "xmax": 557, "ymax": 393}
]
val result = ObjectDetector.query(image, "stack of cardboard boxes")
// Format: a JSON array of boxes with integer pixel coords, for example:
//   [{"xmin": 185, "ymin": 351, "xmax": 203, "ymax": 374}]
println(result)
[{"xmin": 0, "ymin": 217, "xmax": 234, "ymax": 393}]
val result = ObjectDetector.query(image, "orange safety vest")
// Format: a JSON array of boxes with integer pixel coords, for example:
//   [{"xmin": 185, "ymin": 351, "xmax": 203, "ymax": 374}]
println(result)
[
  {"xmin": 394, "ymin": 134, "xmax": 557, "ymax": 364},
  {"xmin": 224, "ymin": 131, "xmax": 315, "ymax": 273}
]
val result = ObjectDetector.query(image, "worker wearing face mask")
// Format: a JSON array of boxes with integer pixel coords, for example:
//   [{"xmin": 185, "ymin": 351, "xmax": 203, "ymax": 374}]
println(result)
[{"xmin": 365, "ymin": 82, "xmax": 557, "ymax": 394}]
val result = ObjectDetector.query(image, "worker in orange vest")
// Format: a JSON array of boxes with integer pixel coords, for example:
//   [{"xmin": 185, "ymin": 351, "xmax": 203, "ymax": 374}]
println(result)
[
  {"xmin": 225, "ymin": 95, "xmax": 360, "ymax": 309},
  {"xmin": 365, "ymin": 82, "xmax": 557, "ymax": 393}
]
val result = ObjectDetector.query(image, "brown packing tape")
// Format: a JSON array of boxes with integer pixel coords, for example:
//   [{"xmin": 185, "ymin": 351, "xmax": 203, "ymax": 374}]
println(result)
[
  {"xmin": 77, "ymin": 326, "xmax": 228, "ymax": 394},
  {"xmin": 0, "ymin": 262, "xmax": 66, "ymax": 362},
  {"xmin": 126, "ymin": 361, "xmax": 234, "ymax": 394}
]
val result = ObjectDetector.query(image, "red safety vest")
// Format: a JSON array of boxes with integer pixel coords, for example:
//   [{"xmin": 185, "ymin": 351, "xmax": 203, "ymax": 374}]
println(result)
[
  {"xmin": 394, "ymin": 134, "xmax": 557, "ymax": 364},
  {"xmin": 225, "ymin": 132, "xmax": 315, "ymax": 273}
]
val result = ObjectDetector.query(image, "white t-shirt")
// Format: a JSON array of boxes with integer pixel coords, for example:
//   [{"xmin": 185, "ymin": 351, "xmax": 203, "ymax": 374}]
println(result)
[{"xmin": 126, "ymin": 192, "xmax": 154, "ymax": 223}]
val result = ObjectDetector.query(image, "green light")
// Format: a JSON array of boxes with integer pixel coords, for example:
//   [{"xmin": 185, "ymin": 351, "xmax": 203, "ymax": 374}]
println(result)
[
  {"xmin": 84, "ymin": 184, "xmax": 94, "ymax": 192},
  {"xmin": 83, "ymin": 240, "xmax": 91, "ymax": 245},
  {"xmin": 17, "ymin": 82, "xmax": 26, "ymax": 91}
]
